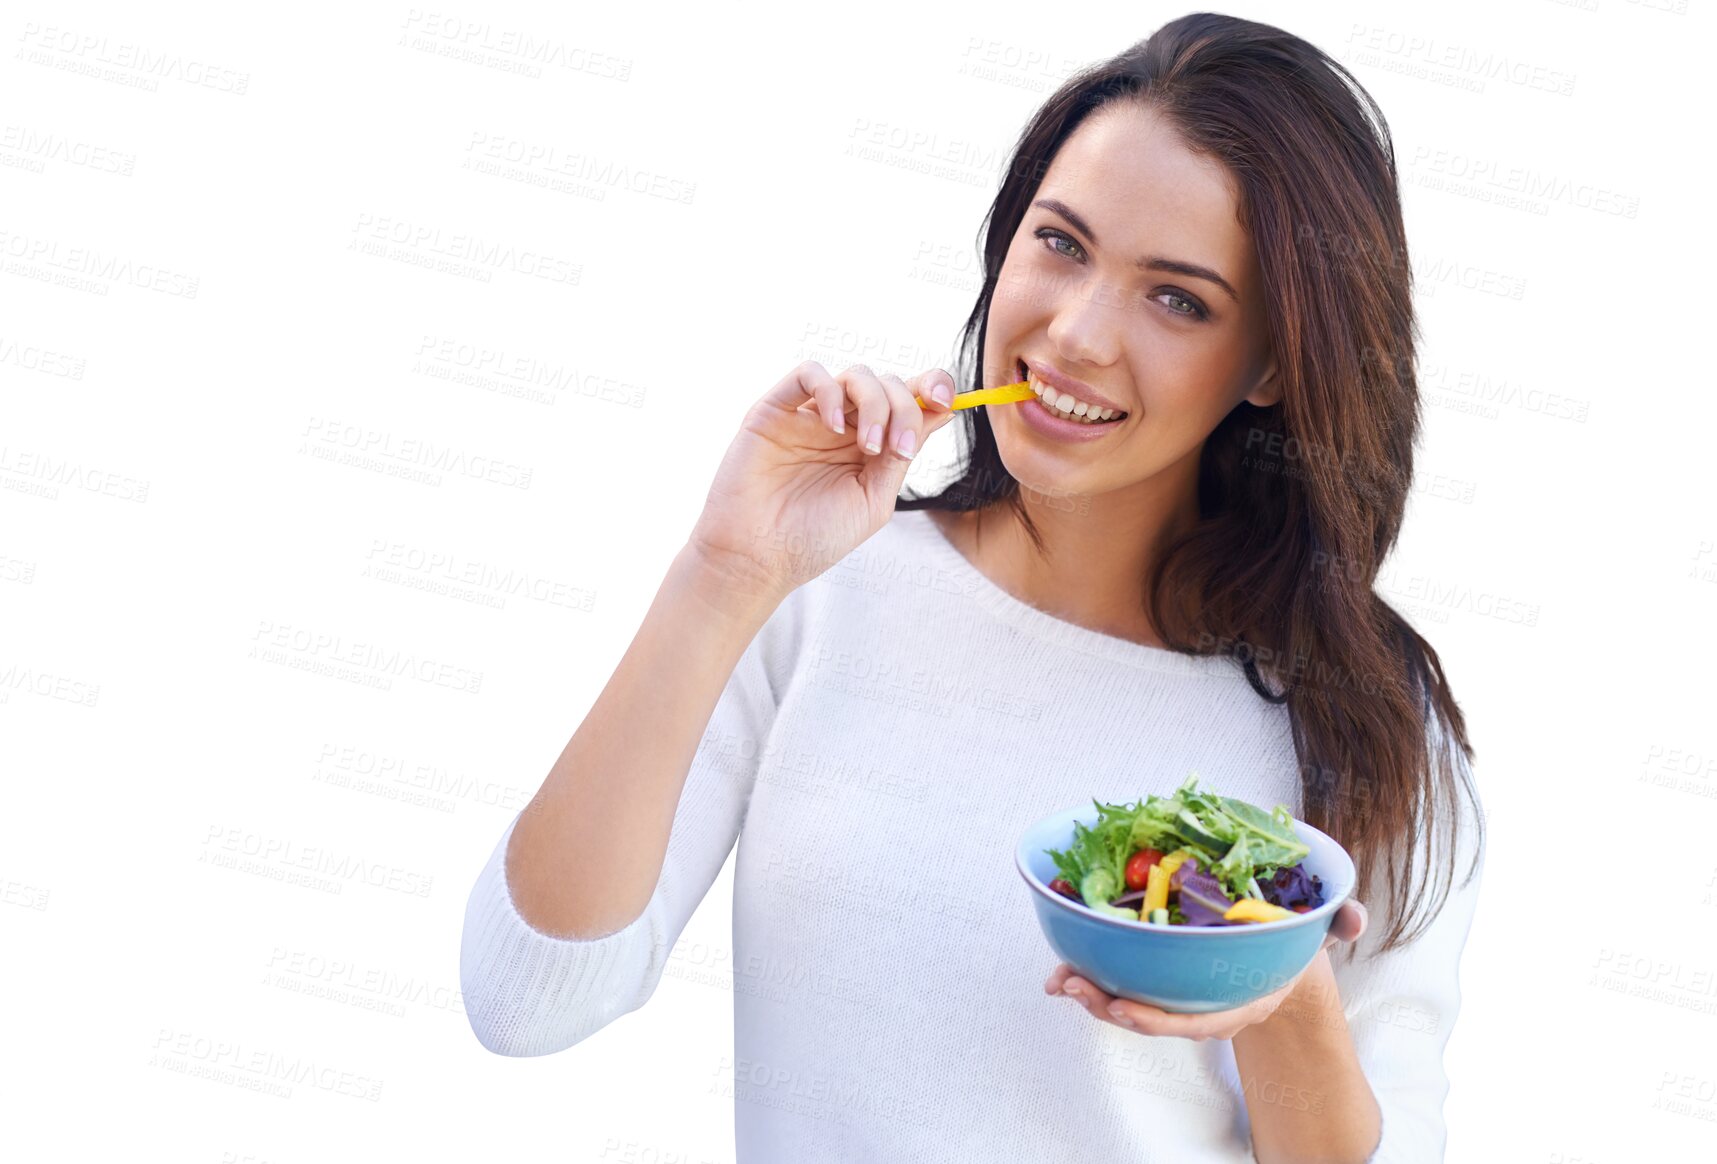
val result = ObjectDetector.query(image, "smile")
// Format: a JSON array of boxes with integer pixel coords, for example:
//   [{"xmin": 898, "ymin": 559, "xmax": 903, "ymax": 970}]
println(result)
[{"xmin": 1018, "ymin": 360, "xmax": 1127, "ymax": 425}]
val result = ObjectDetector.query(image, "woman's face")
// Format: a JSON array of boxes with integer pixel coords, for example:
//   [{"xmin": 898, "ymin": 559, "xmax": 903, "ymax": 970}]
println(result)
[{"xmin": 984, "ymin": 100, "xmax": 1280, "ymax": 502}]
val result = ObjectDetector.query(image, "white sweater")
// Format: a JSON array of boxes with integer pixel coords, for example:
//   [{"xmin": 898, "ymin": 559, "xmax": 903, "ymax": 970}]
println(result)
[{"xmin": 459, "ymin": 507, "xmax": 1485, "ymax": 1163}]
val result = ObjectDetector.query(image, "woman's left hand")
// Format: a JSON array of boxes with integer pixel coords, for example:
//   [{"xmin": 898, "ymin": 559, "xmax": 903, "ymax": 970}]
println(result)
[{"xmin": 1044, "ymin": 899, "xmax": 1368, "ymax": 1041}]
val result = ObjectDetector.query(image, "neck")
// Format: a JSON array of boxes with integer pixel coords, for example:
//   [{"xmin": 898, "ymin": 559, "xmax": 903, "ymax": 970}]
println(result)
[{"xmin": 941, "ymin": 457, "xmax": 1203, "ymax": 649}]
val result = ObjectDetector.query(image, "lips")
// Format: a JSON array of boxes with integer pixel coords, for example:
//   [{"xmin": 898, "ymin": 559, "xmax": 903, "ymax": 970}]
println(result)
[{"xmin": 1017, "ymin": 358, "xmax": 1128, "ymax": 423}]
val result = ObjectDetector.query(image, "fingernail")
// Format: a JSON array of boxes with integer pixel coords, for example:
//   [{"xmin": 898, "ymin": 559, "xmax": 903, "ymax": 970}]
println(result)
[
  {"xmin": 931, "ymin": 382, "xmax": 952, "ymax": 407},
  {"xmin": 1108, "ymin": 1004, "xmax": 1133, "ymax": 1027},
  {"xmin": 895, "ymin": 428, "xmax": 917, "ymax": 459},
  {"xmin": 831, "ymin": 411, "xmax": 844, "ymax": 434},
  {"xmin": 864, "ymin": 423, "xmax": 882, "ymax": 454},
  {"xmin": 1063, "ymin": 984, "xmax": 1080, "ymax": 997}
]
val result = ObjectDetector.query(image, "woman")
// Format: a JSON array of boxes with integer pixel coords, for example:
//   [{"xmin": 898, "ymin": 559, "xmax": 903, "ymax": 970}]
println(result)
[{"xmin": 461, "ymin": 13, "xmax": 1486, "ymax": 1163}]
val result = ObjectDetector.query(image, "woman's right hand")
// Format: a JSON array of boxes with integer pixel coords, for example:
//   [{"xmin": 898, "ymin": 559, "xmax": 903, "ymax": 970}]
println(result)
[{"xmin": 687, "ymin": 360, "xmax": 962, "ymax": 601}]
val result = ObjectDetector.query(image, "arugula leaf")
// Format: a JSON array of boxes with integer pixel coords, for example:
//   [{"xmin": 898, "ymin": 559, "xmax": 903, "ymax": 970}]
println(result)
[{"xmin": 1217, "ymin": 795, "xmax": 1309, "ymax": 869}]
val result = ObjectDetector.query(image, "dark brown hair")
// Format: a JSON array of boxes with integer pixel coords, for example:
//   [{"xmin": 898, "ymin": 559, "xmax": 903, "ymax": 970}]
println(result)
[{"xmin": 897, "ymin": 12, "xmax": 1484, "ymax": 956}]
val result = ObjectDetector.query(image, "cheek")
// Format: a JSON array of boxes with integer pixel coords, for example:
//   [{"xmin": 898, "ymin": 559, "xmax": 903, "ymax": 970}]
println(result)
[
  {"xmin": 1148, "ymin": 381, "xmax": 1223, "ymax": 424},
  {"xmin": 993, "ymin": 246, "xmax": 1070, "ymax": 319},
  {"xmin": 988, "ymin": 277, "xmax": 1021, "ymax": 329},
  {"xmin": 1136, "ymin": 347, "xmax": 1248, "ymax": 426},
  {"xmin": 990, "ymin": 267, "xmax": 1038, "ymax": 323}
]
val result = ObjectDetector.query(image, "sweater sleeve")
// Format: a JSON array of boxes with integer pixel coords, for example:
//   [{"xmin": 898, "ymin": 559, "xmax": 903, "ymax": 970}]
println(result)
[
  {"xmin": 1325, "ymin": 716, "xmax": 1488, "ymax": 1164},
  {"xmin": 459, "ymin": 585, "xmax": 806, "ymax": 1057}
]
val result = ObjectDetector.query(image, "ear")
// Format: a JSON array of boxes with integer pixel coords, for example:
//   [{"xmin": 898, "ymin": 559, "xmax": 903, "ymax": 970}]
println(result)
[{"xmin": 1243, "ymin": 355, "xmax": 1282, "ymax": 409}]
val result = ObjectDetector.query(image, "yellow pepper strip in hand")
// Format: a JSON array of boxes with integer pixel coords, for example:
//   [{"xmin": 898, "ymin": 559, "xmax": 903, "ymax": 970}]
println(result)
[
  {"xmin": 1143, "ymin": 862, "xmax": 1170, "ymax": 915},
  {"xmin": 1223, "ymin": 898, "xmax": 1295, "ymax": 923},
  {"xmin": 915, "ymin": 381, "xmax": 1036, "ymax": 411}
]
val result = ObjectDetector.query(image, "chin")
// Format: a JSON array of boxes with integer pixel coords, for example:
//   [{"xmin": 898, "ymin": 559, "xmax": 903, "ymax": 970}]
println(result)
[{"xmin": 993, "ymin": 445, "xmax": 1096, "ymax": 504}]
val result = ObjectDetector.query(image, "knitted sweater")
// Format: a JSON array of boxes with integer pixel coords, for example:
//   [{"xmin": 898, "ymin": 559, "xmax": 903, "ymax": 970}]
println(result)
[{"xmin": 459, "ymin": 507, "xmax": 1485, "ymax": 1163}]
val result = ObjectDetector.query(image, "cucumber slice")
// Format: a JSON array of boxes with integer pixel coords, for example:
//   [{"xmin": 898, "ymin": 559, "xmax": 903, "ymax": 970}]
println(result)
[
  {"xmin": 1091, "ymin": 902, "xmax": 1140, "ymax": 920},
  {"xmin": 1175, "ymin": 810, "xmax": 1230, "ymax": 854}
]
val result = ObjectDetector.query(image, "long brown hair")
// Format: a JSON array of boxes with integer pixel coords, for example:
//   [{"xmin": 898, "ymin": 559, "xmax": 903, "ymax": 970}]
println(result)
[{"xmin": 897, "ymin": 12, "xmax": 1484, "ymax": 956}]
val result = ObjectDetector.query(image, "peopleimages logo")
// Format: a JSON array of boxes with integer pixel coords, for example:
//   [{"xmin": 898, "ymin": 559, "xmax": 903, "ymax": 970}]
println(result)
[
  {"xmin": 300, "ymin": 418, "xmax": 533, "ymax": 490},
  {"xmin": 348, "ymin": 212, "xmax": 581, "ymax": 285},
  {"xmin": 150, "ymin": 1029, "xmax": 382, "ymax": 1102},
  {"xmin": 248, "ymin": 618, "xmax": 485, "ymax": 695},
  {"xmin": 0, "ymin": 229, "xmax": 199, "ymax": 297},
  {"xmin": 15, "ymin": 23, "xmax": 251, "ymax": 94},
  {"xmin": 200, "ymin": 824, "xmax": 435, "ymax": 898}
]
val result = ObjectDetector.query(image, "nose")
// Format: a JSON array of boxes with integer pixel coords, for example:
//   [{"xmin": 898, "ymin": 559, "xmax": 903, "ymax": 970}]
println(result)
[{"xmin": 1044, "ymin": 276, "xmax": 1124, "ymax": 368}]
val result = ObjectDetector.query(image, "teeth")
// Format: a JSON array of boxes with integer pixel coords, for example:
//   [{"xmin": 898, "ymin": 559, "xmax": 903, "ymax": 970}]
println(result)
[{"xmin": 1023, "ymin": 368, "xmax": 1123, "ymax": 424}]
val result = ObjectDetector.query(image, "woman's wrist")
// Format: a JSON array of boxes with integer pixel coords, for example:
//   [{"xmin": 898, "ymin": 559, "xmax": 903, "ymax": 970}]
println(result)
[
  {"xmin": 1232, "ymin": 955, "xmax": 1381, "ymax": 1164},
  {"xmin": 671, "ymin": 542, "xmax": 789, "ymax": 628}
]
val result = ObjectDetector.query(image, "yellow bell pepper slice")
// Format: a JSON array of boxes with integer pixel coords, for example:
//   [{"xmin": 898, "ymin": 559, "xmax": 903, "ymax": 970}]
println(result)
[
  {"xmin": 1223, "ymin": 898, "xmax": 1295, "ymax": 923},
  {"xmin": 916, "ymin": 381, "xmax": 1036, "ymax": 411},
  {"xmin": 1143, "ymin": 862, "xmax": 1170, "ymax": 915},
  {"xmin": 1157, "ymin": 849, "xmax": 1194, "ymax": 879}
]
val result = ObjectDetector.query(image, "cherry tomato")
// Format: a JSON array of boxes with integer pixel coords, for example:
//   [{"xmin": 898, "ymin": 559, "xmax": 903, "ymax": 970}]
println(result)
[
  {"xmin": 1048, "ymin": 878, "xmax": 1078, "ymax": 900},
  {"xmin": 1290, "ymin": 903, "xmax": 1311, "ymax": 913},
  {"xmin": 1124, "ymin": 849, "xmax": 1165, "ymax": 891}
]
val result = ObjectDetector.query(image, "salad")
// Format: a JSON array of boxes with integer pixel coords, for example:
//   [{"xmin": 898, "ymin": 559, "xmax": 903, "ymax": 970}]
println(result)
[{"xmin": 1043, "ymin": 775, "xmax": 1326, "ymax": 926}]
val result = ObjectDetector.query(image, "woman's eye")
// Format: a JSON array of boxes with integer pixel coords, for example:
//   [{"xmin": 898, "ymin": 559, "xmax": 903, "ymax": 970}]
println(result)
[
  {"xmin": 1160, "ymin": 291, "xmax": 1208, "ymax": 320},
  {"xmin": 1035, "ymin": 228, "xmax": 1083, "ymax": 261}
]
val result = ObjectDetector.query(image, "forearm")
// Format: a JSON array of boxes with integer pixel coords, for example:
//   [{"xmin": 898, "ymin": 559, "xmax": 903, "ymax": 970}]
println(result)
[
  {"xmin": 507, "ymin": 544, "xmax": 783, "ymax": 939},
  {"xmin": 1231, "ymin": 951, "xmax": 1382, "ymax": 1164}
]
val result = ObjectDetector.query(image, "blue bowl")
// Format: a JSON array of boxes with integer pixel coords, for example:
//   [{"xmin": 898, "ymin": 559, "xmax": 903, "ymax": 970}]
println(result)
[{"xmin": 1015, "ymin": 804, "xmax": 1357, "ymax": 1013}]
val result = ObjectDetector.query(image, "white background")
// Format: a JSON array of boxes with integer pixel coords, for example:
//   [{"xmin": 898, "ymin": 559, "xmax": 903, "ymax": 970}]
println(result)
[{"xmin": 3, "ymin": 1, "xmax": 1713, "ymax": 1161}]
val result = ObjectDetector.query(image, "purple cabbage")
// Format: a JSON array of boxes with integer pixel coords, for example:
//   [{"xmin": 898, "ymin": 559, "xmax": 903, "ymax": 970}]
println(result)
[
  {"xmin": 1258, "ymin": 863, "xmax": 1325, "ymax": 910},
  {"xmin": 1170, "ymin": 858, "xmax": 1238, "ymax": 927}
]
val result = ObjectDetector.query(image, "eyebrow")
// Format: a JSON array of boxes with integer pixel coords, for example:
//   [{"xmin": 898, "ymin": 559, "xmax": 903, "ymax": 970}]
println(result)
[{"xmin": 1032, "ymin": 198, "xmax": 1239, "ymax": 303}]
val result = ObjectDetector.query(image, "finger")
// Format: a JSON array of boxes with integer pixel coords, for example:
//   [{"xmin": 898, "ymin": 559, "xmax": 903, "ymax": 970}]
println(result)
[
  {"xmin": 921, "ymin": 397, "xmax": 960, "ymax": 443},
  {"xmin": 1104, "ymin": 995, "xmax": 1223, "ymax": 1040},
  {"xmin": 806, "ymin": 368, "xmax": 846, "ymax": 435},
  {"xmin": 1323, "ymin": 900, "xmax": 1367, "ymax": 950},
  {"xmin": 909, "ymin": 367, "xmax": 956, "ymax": 412},
  {"xmin": 1065, "ymin": 978, "xmax": 1209, "ymax": 1039},
  {"xmin": 1061, "ymin": 976, "xmax": 1142, "ymax": 1033},
  {"xmin": 1044, "ymin": 963, "xmax": 1074, "ymax": 995},
  {"xmin": 840, "ymin": 365, "xmax": 891, "ymax": 457},
  {"xmin": 762, "ymin": 360, "xmax": 838, "ymax": 419},
  {"xmin": 909, "ymin": 369, "xmax": 963, "ymax": 443},
  {"xmin": 1058, "ymin": 975, "xmax": 1111, "ymax": 1019},
  {"xmin": 876, "ymin": 372, "xmax": 925, "ymax": 462},
  {"xmin": 1057, "ymin": 973, "xmax": 1247, "ymax": 1040}
]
